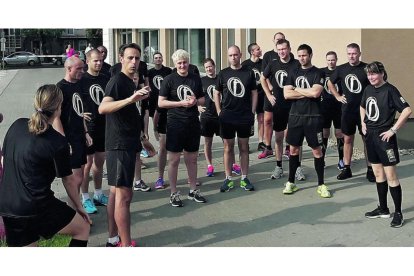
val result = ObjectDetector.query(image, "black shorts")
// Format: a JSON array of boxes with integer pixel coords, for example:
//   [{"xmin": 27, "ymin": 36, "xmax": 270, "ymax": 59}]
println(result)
[
  {"xmin": 341, "ymin": 112, "xmax": 362, "ymax": 136},
  {"xmin": 366, "ymin": 129, "xmax": 400, "ymax": 166},
  {"xmin": 69, "ymin": 142, "xmax": 87, "ymax": 169},
  {"xmin": 166, "ymin": 118, "xmax": 201, "ymax": 152},
  {"xmin": 220, "ymin": 121, "xmax": 254, "ymax": 139},
  {"xmin": 157, "ymin": 112, "xmax": 167, "ymax": 134},
  {"xmin": 256, "ymin": 92, "xmax": 265, "ymax": 114},
  {"xmin": 286, "ymin": 116, "xmax": 323, "ymax": 148},
  {"xmin": 321, "ymin": 100, "xmax": 342, "ymax": 129},
  {"xmin": 106, "ymin": 150, "xmax": 137, "ymax": 187},
  {"xmin": 3, "ymin": 197, "xmax": 76, "ymax": 247},
  {"xmin": 148, "ymin": 95, "xmax": 158, "ymax": 118},
  {"xmin": 263, "ymin": 94, "xmax": 274, "ymax": 112},
  {"xmin": 273, "ymin": 107, "xmax": 290, "ymax": 132},
  {"xmin": 200, "ymin": 116, "xmax": 220, "ymax": 137},
  {"xmin": 86, "ymin": 133, "xmax": 105, "ymax": 155}
]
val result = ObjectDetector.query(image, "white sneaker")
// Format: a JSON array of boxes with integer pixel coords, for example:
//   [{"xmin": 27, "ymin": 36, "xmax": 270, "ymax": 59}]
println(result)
[
  {"xmin": 271, "ymin": 166, "xmax": 283, "ymax": 179},
  {"xmin": 295, "ymin": 166, "xmax": 306, "ymax": 181},
  {"xmin": 283, "ymin": 181, "xmax": 299, "ymax": 194}
]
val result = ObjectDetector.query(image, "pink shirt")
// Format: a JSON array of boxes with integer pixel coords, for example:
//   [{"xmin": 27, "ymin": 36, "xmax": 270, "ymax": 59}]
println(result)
[{"xmin": 66, "ymin": 48, "xmax": 75, "ymax": 57}]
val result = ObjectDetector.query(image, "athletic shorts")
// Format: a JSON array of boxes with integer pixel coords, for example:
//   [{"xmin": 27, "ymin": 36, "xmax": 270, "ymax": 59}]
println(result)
[
  {"xmin": 69, "ymin": 142, "xmax": 87, "ymax": 169},
  {"xmin": 256, "ymin": 92, "xmax": 265, "ymax": 114},
  {"xmin": 86, "ymin": 133, "xmax": 105, "ymax": 155},
  {"xmin": 106, "ymin": 150, "xmax": 137, "ymax": 187},
  {"xmin": 220, "ymin": 121, "xmax": 254, "ymax": 139},
  {"xmin": 200, "ymin": 116, "xmax": 220, "ymax": 137},
  {"xmin": 147, "ymin": 95, "xmax": 158, "ymax": 118},
  {"xmin": 272, "ymin": 107, "xmax": 290, "ymax": 132},
  {"xmin": 341, "ymin": 112, "xmax": 362, "ymax": 136},
  {"xmin": 321, "ymin": 100, "xmax": 342, "ymax": 129},
  {"xmin": 286, "ymin": 116, "xmax": 323, "ymax": 148},
  {"xmin": 366, "ymin": 128, "xmax": 400, "ymax": 166},
  {"xmin": 263, "ymin": 94, "xmax": 274, "ymax": 112},
  {"xmin": 3, "ymin": 197, "xmax": 76, "ymax": 247},
  {"xmin": 157, "ymin": 112, "xmax": 167, "ymax": 134},
  {"xmin": 166, "ymin": 118, "xmax": 201, "ymax": 152}
]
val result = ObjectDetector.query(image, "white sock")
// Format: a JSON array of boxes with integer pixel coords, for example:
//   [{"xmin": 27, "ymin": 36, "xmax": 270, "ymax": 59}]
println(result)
[
  {"xmin": 108, "ymin": 235, "xmax": 120, "ymax": 244},
  {"xmin": 82, "ymin": 193, "xmax": 90, "ymax": 201},
  {"xmin": 94, "ymin": 189, "xmax": 103, "ymax": 197},
  {"xmin": 226, "ymin": 175, "xmax": 232, "ymax": 180},
  {"xmin": 241, "ymin": 175, "xmax": 247, "ymax": 180}
]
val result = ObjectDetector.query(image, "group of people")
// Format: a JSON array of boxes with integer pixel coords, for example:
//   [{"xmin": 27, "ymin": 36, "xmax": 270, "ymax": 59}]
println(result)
[{"xmin": 0, "ymin": 31, "xmax": 411, "ymax": 247}]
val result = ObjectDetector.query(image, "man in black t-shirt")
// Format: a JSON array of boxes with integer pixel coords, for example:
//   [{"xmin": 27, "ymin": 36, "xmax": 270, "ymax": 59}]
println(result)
[
  {"xmin": 0, "ymin": 85, "xmax": 90, "ymax": 247},
  {"xmin": 320, "ymin": 51, "xmax": 344, "ymax": 170},
  {"xmin": 283, "ymin": 44, "xmax": 331, "ymax": 198},
  {"xmin": 360, "ymin": 61, "xmax": 411, "ymax": 228},
  {"xmin": 242, "ymin": 43, "xmax": 265, "ymax": 151},
  {"xmin": 327, "ymin": 43, "xmax": 375, "ymax": 182},
  {"xmin": 56, "ymin": 56, "xmax": 92, "ymax": 208},
  {"xmin": 159, "ymin": 49, "xmax": 207, "ymax": 208},
  {"xmin": 214, "ymin": 45, "xmax": 258, "ymax": 193},
  {"xmin": 97, "ymin": 45, "xmax": 111, "ymax": 79},
  {"xmin": 79, "ymin": 49, "xmax": 110, "ymax": 214},
  {"xmin": 99, "ymin": 43, "xmax": 150, "ymax": 247}
]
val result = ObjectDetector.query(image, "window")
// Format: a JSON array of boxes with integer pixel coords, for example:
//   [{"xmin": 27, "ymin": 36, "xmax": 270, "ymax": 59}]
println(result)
[
  {"xmin": 66, "ymin": 29, "xmax": 74, "ymax": 35},
  {"xmin": 120, "ymin": 29, "xmax": 132, "ymax": 45},
  {"xmin": 139, "ymin": 29, "xmax": 159, "ymax": 63},
  {"xmin": 227, "ymin": 29, "xmax": 235, "ymax": 47},
  {"xmin": 215, "ymin": 29, "xmax": 221, "ymax": 70},
  {"xmin": 173, "ymin": 29, "xmax": 209, "ymax": 71}
]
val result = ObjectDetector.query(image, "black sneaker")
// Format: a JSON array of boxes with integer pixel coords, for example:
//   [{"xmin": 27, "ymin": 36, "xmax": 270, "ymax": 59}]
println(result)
[
  {"xmin": 365, "ymin": 206, "xmax": 390, "ymax": 218},
  {"xmin": 337, "ymin": 167, "xmax": 352, "ymax": 180},
  {"xmin": 133, "ymin": 180, "xmax": 151, "ymax": 192},
  {"xmin": 188, "ymin": 189, "xmax": 207, "ymax": 203},
  {"xmin": 390, "ymin": 212, "xmax": 404, "ymax": 228},
  {"xmin": 366, "ymin": 168, "xmax": 376, "ymax": 183},
  {"xmin": 257, "ymin": 142, "xmax": 266, "ymax": 151},
  {"xmin": 170, "ymin": 192, "xmax": 183, "ymax": 207}
]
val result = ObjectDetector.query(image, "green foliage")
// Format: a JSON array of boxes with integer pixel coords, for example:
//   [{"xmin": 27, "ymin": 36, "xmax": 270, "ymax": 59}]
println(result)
[
  {"xmin": 0, "ymin": 234, "xmax": 71, "ymax": 247},
  {"xmin": 85, "ymin": 29, "xmax": 103, "ymax": 47},
  {"xmin": 21, "ymin": 29, "xmax": 65, "ymax": 40}
]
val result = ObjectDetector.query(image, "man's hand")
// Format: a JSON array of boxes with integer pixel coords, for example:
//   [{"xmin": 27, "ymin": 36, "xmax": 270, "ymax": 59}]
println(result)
[{"xmin": 83, "ymin": 112, "xmax": 92, "ymax": 122}]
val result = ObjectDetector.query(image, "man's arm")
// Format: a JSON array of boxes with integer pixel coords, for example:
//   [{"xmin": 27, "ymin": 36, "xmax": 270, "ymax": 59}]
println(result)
[
  {"xmin": 98, "ymin": 86, "xmax": 150, "ymax": 114},
  {"xmin": 284, "ymin": 85, "xmax": 305, "ymax": 100},
  {"xmin": 294, "ymin": 84, "xmax": 324, "ymax": 98},
  {"xmin": 260, "ymin": 75, "xmax": 276, "ymax": 106},
  {"xmin": 213, "ymin": 89, "xmax": 222, "ymax": 115},
  {"xmin": 327, "ymin": 79, "xmax": 346, "ymax": 103},
  {"xmin": 251, "ymin": 89, "xmax": 258, "ymax": 114}
]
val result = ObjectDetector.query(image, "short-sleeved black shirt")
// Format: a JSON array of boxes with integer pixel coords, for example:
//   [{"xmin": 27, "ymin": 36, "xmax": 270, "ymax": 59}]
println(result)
[
  {"xmin": 329, "ymin": 62, "xmax": 369, "ymax": 114},
  {"xmin": 241, "ymin": 58, "xmax": 264, "ymax": 95},
  {"xmin": 0, "ymin": 118, "xmax": 72, "ymax": 217},
  {"xmin": 104, "ymin": 72, "xmax": 141, "ymax": 151},
  {"xmin": 159, "ymin": 72, "xmax": 203, "ymax": 121},
  {"xmin": 216, "ymin": 66, "xmax": 257, "ymax": 124},
  {"xmin": 361, "ymin": 82, "xmax": 410, "ymax": 130},
  {"xmin": 263, "ymin": 58, "xmax": 300, "ymax": 109},
  {"xmin": 201, "ymin": 75, "xmax": 219, "ymax": 119},
  {"xmin": 80, "ymin": 72, "xmax": 110, "ymax": 135},
  {"xmin": 285, "ymin": 66, "xmax": 325, "ymax": 117},
  {"xmin": 262, "ymin": 51, "xmax": 295, "ymax": 73},
  {"xmin": 56, "ymin": 79, "xmax": 86, "ymax": 144},
  {"xmin": 148, "ymin": 65, "xmax": 173, "ymax": 104},
  {"xmin": 320, "ymin": 67, "xmax": 342, "ymax": 101},
  {"xmin": 110, "ymin": 61, "xmax": 148, "ymax": 80}
]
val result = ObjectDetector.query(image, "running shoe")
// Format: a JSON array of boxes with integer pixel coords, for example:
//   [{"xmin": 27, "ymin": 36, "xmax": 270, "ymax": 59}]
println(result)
[
  {"xmin": 155, "ymin": 177, "xmax": 165, "ymax": 190},
  {"xmin": 232, "ymin": 164, "xmax": 241, "ymax": 175},
  {"xmin": 270, "ymin": 166, "xmax": 283, "ymax": 179},
  {"xmin": 140, "ymin": 149, "xmax": 149, "ymax": 158},
  {"xmin": 317, "ymin": 184, "xmax": 331, "ymax": 198},
  {"xmin": 283, "ymin": 181, "xmax": 299, "ymax": 194},
  {"xmin": 257, "ymin": 142, "xmax": 266, "ymax": 151},
  {"xmin": 220, "ymin": 179, "xmax": 234, "ymax": 192},
  {"xmin": 258, "ymin": 149, "xmax": 274, "ymax": 159},
  {"xmin": 283, "ymin": 147, "xmax": 290, "ymax": 159},
  {"xmin": 188, "ymin": 189, "xmax": 207, "ymax": 203},
  {"xmin": 365, "ymin": 206, "xmax": 390, "ymax": 219},
  {"xmin": 133, "ymin": 180, "xmax": 151, "ymax": 192},
  {"xmin": 170, "ymin": 192, "xmax": 183, "ymax": 207},
  {"xmin": 83, "ymin": 198, "xmax": 97, "ymax": 214},
  {"xmin": 295, "ymin": 166, "xmax": 306, "ymax": 181},
  {"xmin": 206, "ymin": 165, "xmax": 214, "ymax": 177},
  {"xmin": 240, "ymin": 178, "xmax": 255, "ymax": 191},
  {"xmin": 337, "ymin": 167, "xmax": 352, "ymax": 180},
  {"xmin": 93, "ymin": 193, "xmax": 109, "ymax": 206},
  {"xmin": 337, "ymin": 159, "xmax": 345, "ymax": 170},
  {"xmin": 390, "ymin": 212, "xmax": 404, "ymax": 228}
]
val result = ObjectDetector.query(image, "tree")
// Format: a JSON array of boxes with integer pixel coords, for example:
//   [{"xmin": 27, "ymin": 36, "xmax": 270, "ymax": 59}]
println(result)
[
  {"xmin": 85, "ymin": 29, "xmax": 103, "ymax": 48},
  {"xmin": 21, "ymin": 29, "xmax": 64, "ymax": 54}
]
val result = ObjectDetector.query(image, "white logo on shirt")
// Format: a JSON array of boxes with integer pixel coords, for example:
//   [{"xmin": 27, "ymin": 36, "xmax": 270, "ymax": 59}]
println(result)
[
  {"xmin": 72, "ymin": 93, "xmax": 84, "ymax": 118},
  {"xmin": 207, "ymin": 85, "xmax": 216, "ymax": 102},
  {"xmin": 227, "ymin": 77, "xmax": 245, "ymax": 98},
  {"xmin": 252, "ymin": 68, "xmax": 261, "ymax": 85},
  {"xmin": 400, "ymin": 97, "xmax": 406, "ymax": 104},
  {"xmin": 345, "ymin": 74, "xmax": 362, "ymax": 94},
  {"xmin": 153, "ymin": 75, "xmax": 164, "ymax": 90},
  {"xmin": 275, "ymin": 70, "xmax": 288, "ymax": 88},
  {"xmin": 366, "ymin": 97, "xmax": 380, "ymax": 122},
  {"xmin": 323, "ymin": 77, "xmax": 338, "ymax": 95},
  {"xmin": 89, "ymin": 84, "xmax": 104, "ymax": 105},
  {"xmin": 295, "ymin": 76, "xmax": 310, "ymax": 89},
  {"xmin": 177, "ymin": 85, "xmax": 195, "ymax": 101}
]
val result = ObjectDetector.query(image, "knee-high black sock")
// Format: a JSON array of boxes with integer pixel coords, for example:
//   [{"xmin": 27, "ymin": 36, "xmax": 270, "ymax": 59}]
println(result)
[
  {"xmin": 288, "ymin": 155, "xmax": 300, "ymax": 183},
  {"xmin": 322, "ymin": 138, "xmax": 328, "ymax": 157},
  {"xmin": 69, "ymin": 238, "xmax": 88, "ymax": 247},
  {"xmin": 314, "ymin": 157, "xmax": 325, "ymax": 185},
  {"xmin": 376, "ymin": 181, "xmax": 388, "ymax": 210},
  {"xmin": 389, "ymin": 185, "xmax": 402, "ymax": 213},
  {"xmin": 337, "ymin": 137, "xmax": 344, "ymax": 160}
]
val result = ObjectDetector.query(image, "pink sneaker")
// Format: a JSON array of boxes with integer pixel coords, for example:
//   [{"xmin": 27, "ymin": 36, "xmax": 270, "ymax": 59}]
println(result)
[
  {"xmin": 232, "ymin": 164, "xmax": 241, "ymax": 175},
  {"xmin": 258, "ymin": 149, "xmax": 274, "ymax": 159},
  {"xmin": 206, "ymin": 165, "xmax": 214, "ymax": 177},
  {"xmin": 117, "ymin": 240, "xmax": 136, "ymax": 247}
]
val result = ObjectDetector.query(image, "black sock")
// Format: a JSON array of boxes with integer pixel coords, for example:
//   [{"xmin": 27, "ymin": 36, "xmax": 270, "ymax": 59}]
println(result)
[
  {"xmin": 276, "ymin": 160, "xmax": 282, "ymax": 168},
  {"xmin": 69, "ymin": 238, "xmax": 88, "ymax": 247},
  {"xmin": 322, "ymin": 138, "xmax": 328, "ymax": 157},
  {"xmin": 314, "ymin": 157, "xmax": 325, "ymax": 185},
  {"xmin": 288, "ymin": 155, "xmax": 299, "ymax": 183},
  {"xmin": 337, "ymin": 138, "xmax": 344, "ymax": 160},
  {"xmin": 389, "ymin": 185, "xmax": 402, "ymax": 213},
  {"xmin": 367, "ymin": 166, "xmax": 373, "ymax": 172},
  {"xmin": 345, "ymin": 164, "xmax": 351, "ymax": 170},
  {"xmin": 376, "ymin": 181, "xmax": 388, "ymax": 210},
  {"xmin": 298, "ymin": 161, "xmax": 302, "ymax": 167},
  {"xmin": 266, "ymin": 145, "xmax": 272, "ymax": 150}
]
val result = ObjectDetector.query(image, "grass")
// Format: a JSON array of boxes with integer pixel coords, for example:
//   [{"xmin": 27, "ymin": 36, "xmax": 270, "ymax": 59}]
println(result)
[{"xmin": 0, "ymin": 234, "xmax": 71, "ymax": 247}]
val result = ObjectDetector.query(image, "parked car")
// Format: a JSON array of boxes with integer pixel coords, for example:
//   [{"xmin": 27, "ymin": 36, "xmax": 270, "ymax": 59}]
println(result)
[{"xmin": 1, "ymin": 51, "xmax": 41, "ymax": 66}]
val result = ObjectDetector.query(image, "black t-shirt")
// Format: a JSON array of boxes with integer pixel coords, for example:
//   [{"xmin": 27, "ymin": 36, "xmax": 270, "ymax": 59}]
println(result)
[
  {"xmin": 216, "ymin": 66, "xmax": 257, "ymax": 124},
  {"xmin": 286, "ymin": 66, "xmax": 324, "ymax": 117},
  {"xmin": 262, "ymin": 50, "xmax": 295, "ymax": 72},
  {"xmin": 241, "ymin": 58, "xmax": 264, "ymax": 95},
  {"xmin": 110, "ymin": 61, "xmax": 148, "ymax": 80},
  {"xmin": 320, "ymin": 67, "xmax": 342, "ymax": 101},
  {"xmin": 172, "ymin": 64, "xmax": 200, "ymax": 76},
  {"xmin": 200, "ymin": 75, "xmax": 218, "ymax": 119},
  {"xmin": 0, "ymin": 118, "xmax": 72, "ymax": 217},
  {"xmin": 263, "ymin": 58, "xmax": 300, "ymax": 109},
  {"xmin": 101, "ymin": 62, "xmax": 112, "ymax": 79},
  {"xmin": 148, "ymin": 65, "xmax": 173, "ymax": 107},
  {"xmin": 361, "ymin": 82, "xmax": 410, "ymax": 130},
  {"xmin": 159, "ymin": 72, "xmax": 203, "ymax": 122},
  {"xmin": 329, "ymin": 62, "xmax": 369, "ymax": 114},
  {"xmin": 104, "ymin": 72, "xmax": 141, "ymax": 151},
  {"xmin": 56, "ymin": 79, "xmax": 86, "ymax": 144}
]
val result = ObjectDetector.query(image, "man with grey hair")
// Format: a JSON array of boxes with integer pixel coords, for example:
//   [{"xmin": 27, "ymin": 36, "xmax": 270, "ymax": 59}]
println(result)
[{"xmin": 158, "ymin": 49, "xmax": 206, "ymax": 207}]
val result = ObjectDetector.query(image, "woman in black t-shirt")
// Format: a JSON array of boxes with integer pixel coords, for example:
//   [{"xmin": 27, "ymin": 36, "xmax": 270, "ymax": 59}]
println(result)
[
  {"xmin": 0, "ymin": 84, "xmax": 91, "ymax": 246},
  {"xmin": 360, "ymin": 61, "xmax": 412, "ymax": 228}
]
